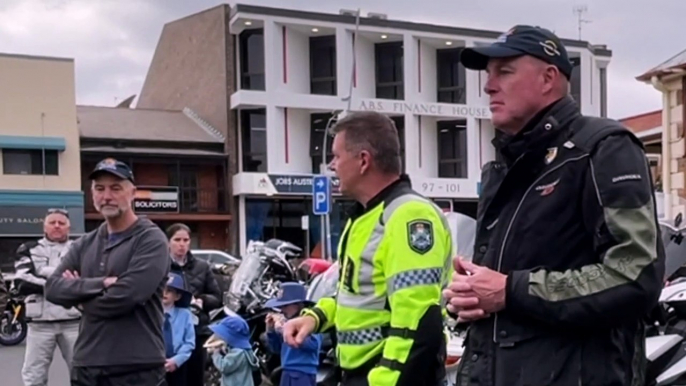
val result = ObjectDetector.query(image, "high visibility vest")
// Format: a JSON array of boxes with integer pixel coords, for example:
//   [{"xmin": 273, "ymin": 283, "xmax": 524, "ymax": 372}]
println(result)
[{"xmin": 303, "ymin": 192, "xmax": 453, "ymax": 385}]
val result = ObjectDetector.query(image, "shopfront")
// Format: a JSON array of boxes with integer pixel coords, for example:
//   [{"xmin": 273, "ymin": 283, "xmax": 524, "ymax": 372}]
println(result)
[
  {"xmin": 0, "ymin": 195, "xmax": 85, "ymax": 271},
  {"xmin": 234, "ymin": 172, "xmax": 355, "ymax": 257}
]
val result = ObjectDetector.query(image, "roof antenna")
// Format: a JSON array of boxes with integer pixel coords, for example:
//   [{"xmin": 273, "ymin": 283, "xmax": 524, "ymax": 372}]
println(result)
[{"xmin": 573, "ymin": 4, "xmax": 591, "ymax": 40}]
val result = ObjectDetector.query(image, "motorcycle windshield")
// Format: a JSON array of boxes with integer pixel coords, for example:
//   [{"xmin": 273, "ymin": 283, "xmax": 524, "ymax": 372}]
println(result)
[
  {"xmin": 307, "ymin": 261, "xmax": 339, "ymax": 302},
  {"xmin": 229, "ymin": 243, "xmax": 263, "ymax": 296},
  {"xmin": 444, "ymin": 212, "xmax": 477, "ymax": 261},
  {"xmin": 655, "ymin": 192, "xmax": 686, "ymax": 280}
]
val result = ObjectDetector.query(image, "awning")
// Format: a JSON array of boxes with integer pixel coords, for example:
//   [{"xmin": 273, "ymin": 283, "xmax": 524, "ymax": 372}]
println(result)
[{"xmin": 0, "ymin": 135, "xmax": 66, "ymax": 151}]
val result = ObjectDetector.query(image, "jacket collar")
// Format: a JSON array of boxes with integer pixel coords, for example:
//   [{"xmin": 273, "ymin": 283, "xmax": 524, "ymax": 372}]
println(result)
[
  {"xmin": 494, "ymin": 96, "xmax": 580, "ymax": 166},
  {"xmin": 351, "ymin": 174, "xmax": 411, "ymax": 217},
  {"xmin": 171, "ymin": 251, "xmax": 195, "ymax": 269}
]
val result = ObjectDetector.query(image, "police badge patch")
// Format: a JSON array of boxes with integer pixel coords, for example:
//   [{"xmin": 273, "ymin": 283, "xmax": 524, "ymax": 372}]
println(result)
[{"xmin": 407, "ymin": 220, "xmax": 433, "ymax": 254}]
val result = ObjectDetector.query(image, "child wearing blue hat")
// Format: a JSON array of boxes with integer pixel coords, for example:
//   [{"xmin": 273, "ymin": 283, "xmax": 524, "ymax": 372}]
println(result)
[
  {"xmin": 208, "ymin": 315, "xmax": 260, "ymax": 386},
  {"xmin": 265, "ymin": 282, "xmax": 321, "ymax": 386},
  {"xmin": 162, "ymin": 272, "xmax": 196, "ymax": 386}
]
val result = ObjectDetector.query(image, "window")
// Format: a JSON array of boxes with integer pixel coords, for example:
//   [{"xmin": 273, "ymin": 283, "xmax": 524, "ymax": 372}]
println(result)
[
  {"xmin": 599, "ymin": 67, "xmax": 607, "ymax": 117},
  {"xmin": 310, "ymin": 36, "xmax": 337, "ymax": 95},
  {"xmin": 570, "ymin": 56, "xmax": 581, "ymax": 105},
  {"xmin": 310, "ymin": 113, "xmax": 336, "ymax": 173},
  {"xmin": 239, "ymin": 29, "xmax": 265, "ymax": 90},
  {"xmin": 437, "ymin": 48, "xmax": 466, "ymax": 104},
  {"xmin": 241, "ymin": 109, "xmax": 267, "ymax": 172},
  {"xmin": 2, "ymin": 149, "xmax": 58, "ymax": 175},
  {"xmin": 392, "ymin": 116, "xmax": 406, "ymax": 173},
  {"xmin": 437, "ymin": 120, "xmax": 468, "ymax": 178},
  {"xmin": 375, "ymin": 42, "xmax": 404, "ymax": 100},
  {"xmin": 168, "ymin": 165, "xmax": 198, "ymax": 212}
]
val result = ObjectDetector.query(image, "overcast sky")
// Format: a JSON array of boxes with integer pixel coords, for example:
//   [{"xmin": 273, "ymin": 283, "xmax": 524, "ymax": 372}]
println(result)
[{"xmin": 0, "ymin": 0, "xmax": 680, "ymax": 119}]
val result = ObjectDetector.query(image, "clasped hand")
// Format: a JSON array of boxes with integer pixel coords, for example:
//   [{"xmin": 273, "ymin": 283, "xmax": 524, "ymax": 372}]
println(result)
[{"xmin": 442, "ymin": 258, "xmax": 508, "ymax": 322}]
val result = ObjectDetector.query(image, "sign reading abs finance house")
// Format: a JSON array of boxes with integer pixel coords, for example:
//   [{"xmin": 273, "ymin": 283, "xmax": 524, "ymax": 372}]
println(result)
[
  {"xmin": 354, "ymin": 98, "xmax": 491, "ymax": 119},
  {"xmin": 134, "ymin": 186, "xmax": 179, "ymax": 213}
]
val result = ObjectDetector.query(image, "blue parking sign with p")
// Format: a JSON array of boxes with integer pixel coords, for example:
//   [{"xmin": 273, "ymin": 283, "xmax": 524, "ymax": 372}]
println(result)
[{"xmin": 312, "ymin": 175, "xmax": 331, "ymax": 215}]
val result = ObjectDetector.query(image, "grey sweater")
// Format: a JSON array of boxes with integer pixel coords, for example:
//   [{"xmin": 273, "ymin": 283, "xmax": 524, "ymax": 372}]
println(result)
[{"xmin": 46, "ymin": 218, "xmax": 170, "ymax": 367}]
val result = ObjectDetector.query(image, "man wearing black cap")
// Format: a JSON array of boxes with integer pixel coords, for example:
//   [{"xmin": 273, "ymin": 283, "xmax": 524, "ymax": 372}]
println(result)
[
  {"xmin": 442, "ymin": 26, "xmax": 664, "ymax": 385},
  {"xmin": 46, "ymin": 158, "xmax": 170, "ymax": 386}
]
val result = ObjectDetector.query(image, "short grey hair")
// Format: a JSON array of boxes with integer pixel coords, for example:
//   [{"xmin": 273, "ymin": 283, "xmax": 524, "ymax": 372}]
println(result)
[{"xmin": 330, "ymin": 111, "xmax": 401, "ymax": 175}]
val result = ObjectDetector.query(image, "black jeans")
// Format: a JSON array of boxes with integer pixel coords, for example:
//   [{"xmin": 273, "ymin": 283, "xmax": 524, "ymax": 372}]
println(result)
[
  {"xmin": 71, "ymin": 365, "xmax": 166, "ymax": 386},
  {"xmin": 165, "ymin": 363, "xmax": 188, "ymax": 386},
  {"xmin": 184, "ymin": 333, "xmax": 208, "ymax": 386}
]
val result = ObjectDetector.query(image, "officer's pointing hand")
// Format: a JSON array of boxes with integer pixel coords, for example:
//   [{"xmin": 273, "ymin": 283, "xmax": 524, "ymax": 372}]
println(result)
[{"xmin": 282, "ymin": 315, "xmax": 316, "ymax": 348}]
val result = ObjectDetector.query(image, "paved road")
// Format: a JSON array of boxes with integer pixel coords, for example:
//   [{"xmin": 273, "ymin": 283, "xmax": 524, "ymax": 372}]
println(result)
[{"xmin": 1, "ymin": 341, "xmax": 70, "ymax": 386}]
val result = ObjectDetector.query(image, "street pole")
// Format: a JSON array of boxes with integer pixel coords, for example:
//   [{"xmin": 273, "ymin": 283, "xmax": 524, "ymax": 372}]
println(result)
[{"xmin": 319, "ymin": 8, "xmax": 361, "ymax": 262}]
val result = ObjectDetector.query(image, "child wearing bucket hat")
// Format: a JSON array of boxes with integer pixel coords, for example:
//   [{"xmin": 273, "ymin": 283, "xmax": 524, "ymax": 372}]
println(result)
[
  {"xmin": 162, "ymin": 272, "xmax": 196, "ymax": 386},
  {"xmin": 208, "ymin": 315, "xmax": 260, "ymax": 386},
  {"xmin": 264, "ymin": 282, "xmax": 322, "ymax": 386}
]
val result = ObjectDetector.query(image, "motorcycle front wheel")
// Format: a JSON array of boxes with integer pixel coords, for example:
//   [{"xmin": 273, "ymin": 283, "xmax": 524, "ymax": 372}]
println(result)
[{"xmin": 0, "ymin": 311, "xmax": 27, "ymax": 346}]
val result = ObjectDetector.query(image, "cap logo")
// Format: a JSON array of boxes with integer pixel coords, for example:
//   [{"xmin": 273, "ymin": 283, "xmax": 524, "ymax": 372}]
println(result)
[
  {"xmin": 167, "ymin": 275, "xmax": 174, "ymax": 285},
  {"xmin": 495, "ymin": 27, "xmax": 515, "ymax": 43},
  {"xmin": 99, "ymin": 158, "xmax": 118, "ymax": 171},
  {"xmin": 539, "ymin": 40, "xmax": 560, "ymax": 57}
]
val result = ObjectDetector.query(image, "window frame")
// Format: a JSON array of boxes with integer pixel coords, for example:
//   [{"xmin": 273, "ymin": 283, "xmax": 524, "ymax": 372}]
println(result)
[
  {"xmin": 436, "ymin": 47, "xmax": 467, "ymax": 104},
  {"xmin": 2, "ymin": 148, "xmax": 59, "ymax": 176},
  {"xmin": 310, "ymin": 35, "xmax": 337, "ymax": 96},
  {"xmin": 437, "ymin": 120, "xmax": 468, "ymax": 178},
  {"xmin": 375, "ymin": 41, "xmax": 404, "ymax": 100},
  {"xmin": 241, "ymin": 109, "xmax": 268, "ymax": 172},
  {"xmin": 239, "ymin": 29, "xmax": 266, "ymax": 91}
]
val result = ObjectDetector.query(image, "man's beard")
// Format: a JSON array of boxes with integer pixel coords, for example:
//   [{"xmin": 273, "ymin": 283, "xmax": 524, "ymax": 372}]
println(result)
[{"xmin": 98, "ymin": 205, "xmax": 124, "ymax": 218}]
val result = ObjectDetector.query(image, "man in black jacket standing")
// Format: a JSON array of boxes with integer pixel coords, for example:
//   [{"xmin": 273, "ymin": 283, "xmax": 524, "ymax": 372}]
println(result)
[{"xmin": 443, "ymin": 26, "xmax": 664, "ymax": 386}]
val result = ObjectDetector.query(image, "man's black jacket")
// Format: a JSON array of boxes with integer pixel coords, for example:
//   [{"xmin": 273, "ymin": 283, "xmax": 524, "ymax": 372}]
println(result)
[
  {"xmin": 170, "ymin": 251, "xmax": 222, "ymax": 334},
  {"xmin": 455, "ymin": 97, "xmax": 664, "ymax": 386}
]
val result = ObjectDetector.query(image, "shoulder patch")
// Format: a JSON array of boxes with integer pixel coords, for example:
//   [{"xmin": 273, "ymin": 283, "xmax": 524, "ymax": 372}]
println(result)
[{"xmin": 407, "ymin": 220, "xmax": 434, "ymax": 254}]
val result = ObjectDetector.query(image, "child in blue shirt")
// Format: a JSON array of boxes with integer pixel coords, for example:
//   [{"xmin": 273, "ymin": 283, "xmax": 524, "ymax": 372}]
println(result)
[
  {"xmin": 265, "ymin": 282, "xmax": 321, "ymax": 386},
  {"xmin": 208, "ymin": 315, "xmax": 260, "ymax": 386},
  {"xmin": 163, "ymin": 272, "xmax": 196, "ymax": 386}
]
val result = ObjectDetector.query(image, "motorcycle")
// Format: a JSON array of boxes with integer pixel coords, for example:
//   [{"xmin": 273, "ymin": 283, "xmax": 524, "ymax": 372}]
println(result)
[
  {"xmin": 305, "ymin": 259, "xmax": 340, "ymax": 386},
  {"xmin": 0, "ymin": 286, "xmax": 28, "ymax": 346},
  {"xmin": 645, "ymin": 192, "xmax": 686, "ymax": 385},
  {"xmin": 444, "ymin": 211, "xmax": 478, "ymax": 386},
  {"xmin": 205, "ymin": 239, "xmax": 304, "ymax": 386}
]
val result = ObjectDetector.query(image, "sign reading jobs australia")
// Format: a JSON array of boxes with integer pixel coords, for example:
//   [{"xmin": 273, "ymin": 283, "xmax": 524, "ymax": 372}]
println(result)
[
  {"xmin": 354, "ymin": 99, "xmax": 491, "ymax": 119},
  {"xmin": 134, "ymin": 186, "xmax": 179, "ymax": 213}
]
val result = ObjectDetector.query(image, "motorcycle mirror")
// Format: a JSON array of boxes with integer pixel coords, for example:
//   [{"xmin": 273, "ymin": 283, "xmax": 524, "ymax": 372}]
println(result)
[{"xmin": 676, "ymin": 213, "xmax": 683, "ymax": 228}]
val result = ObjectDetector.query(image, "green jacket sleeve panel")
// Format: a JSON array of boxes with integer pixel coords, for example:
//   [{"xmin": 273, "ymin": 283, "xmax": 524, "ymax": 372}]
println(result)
[
  {"xmin": 505, "ymin": 133, "xmax": 664, "ymax": 329},
  {"xmin": 369, "ymin": 199, "xmax": 452, "ymax": 385}
]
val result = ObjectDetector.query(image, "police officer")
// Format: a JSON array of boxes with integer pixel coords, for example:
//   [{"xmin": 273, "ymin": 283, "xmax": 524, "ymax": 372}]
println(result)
[
  {"xmin": 283, "ymin": 111, "xmax": 453, "ymax": 386},
  {"xmin": 443, "ymin": 26, "xmax": 664, "ymax": 386}
]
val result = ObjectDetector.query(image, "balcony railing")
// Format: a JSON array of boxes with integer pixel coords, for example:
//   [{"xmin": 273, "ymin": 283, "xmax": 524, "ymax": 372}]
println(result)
[{"xmin": 84, "ymin": 188, "xmax": 228, "ymax": 214}]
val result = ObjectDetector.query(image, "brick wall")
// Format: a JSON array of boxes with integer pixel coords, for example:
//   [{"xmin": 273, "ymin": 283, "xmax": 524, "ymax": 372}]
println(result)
[
  {"xmin": 198, "ymin": 222, "xmax": 229, "ymax": 250},
  {"xmin": 620, "ymin": 110, "xmax": 661, "ymax": 133}
]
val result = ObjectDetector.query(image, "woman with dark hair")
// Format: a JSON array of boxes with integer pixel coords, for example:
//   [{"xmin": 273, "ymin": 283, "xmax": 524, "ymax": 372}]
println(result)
[{"xmin": 166, "ymin": 223, "xmax": 223, "ymax": 386}]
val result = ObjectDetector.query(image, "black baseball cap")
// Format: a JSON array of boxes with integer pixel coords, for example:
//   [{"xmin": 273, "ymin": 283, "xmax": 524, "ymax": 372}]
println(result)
[
  {"xmin": 88, "ymin": 158, "xmax": 135, "ymax": 183},
  {"xmin": 460, "ymin": 25, "xmax": 573, "ymax": 79}
]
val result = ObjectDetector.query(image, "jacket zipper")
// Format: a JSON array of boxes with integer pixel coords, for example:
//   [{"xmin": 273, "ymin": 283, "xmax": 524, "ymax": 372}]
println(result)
[{"xmin": 492, "ymin": 154, "xmax": 588, "ymax": 343}]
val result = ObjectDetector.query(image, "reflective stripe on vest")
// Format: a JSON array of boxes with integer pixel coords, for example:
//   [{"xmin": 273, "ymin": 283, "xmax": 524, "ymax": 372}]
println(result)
[{"xmin": 337, "ymin": 193, "xmax": 452, "ymax": 312}]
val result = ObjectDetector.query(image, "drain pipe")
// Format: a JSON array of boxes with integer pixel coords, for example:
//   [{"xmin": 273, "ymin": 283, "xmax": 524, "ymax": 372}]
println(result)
[{"xmin": 652, "ymin": 75, "xmax": 670, "ymax": 215}]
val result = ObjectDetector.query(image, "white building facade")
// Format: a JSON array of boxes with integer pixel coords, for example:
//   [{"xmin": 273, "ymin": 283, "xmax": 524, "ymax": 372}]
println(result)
[{"xmin": 228, "ymin": 4, "xmax": 612, "ymax": 255}]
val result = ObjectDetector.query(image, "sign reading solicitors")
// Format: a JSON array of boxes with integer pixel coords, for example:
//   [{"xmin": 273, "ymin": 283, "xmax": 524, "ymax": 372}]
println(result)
[
  {"xmin": 134, "ymin": 186, "xmax": 179, "ymax": 213},
  {"xmin": 354, "ymin": 98, "xmax": 491, "ymax": 119}
]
